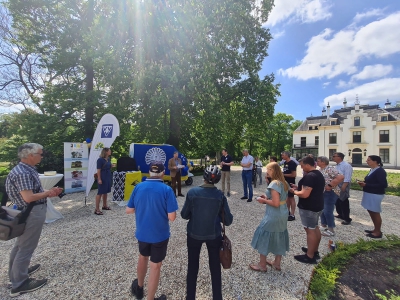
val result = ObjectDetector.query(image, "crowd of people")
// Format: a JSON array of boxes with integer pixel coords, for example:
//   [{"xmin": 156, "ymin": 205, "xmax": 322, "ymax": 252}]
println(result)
[{"xmin": 3, "ymin": 142, "xmax": 389, "ymax": 299}]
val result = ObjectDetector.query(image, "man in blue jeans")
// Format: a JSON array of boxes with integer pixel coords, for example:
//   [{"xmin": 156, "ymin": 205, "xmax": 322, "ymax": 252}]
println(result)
[{"xmin": 240, "ymin": 149, "xmax": 254, "ymax": 202}]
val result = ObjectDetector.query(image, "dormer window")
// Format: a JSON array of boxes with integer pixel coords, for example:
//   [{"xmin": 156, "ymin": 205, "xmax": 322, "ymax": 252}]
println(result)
[
  {"xmin": 379, "ymin": 113, "xmax": 389, "ymax": 122},
  {"xmin": 330, "ymin": 118, "xmax": 337, "ymax": 125},
  {"xmin": 354, "ymin": 117, "xmax": 360, "ymax": 126}
]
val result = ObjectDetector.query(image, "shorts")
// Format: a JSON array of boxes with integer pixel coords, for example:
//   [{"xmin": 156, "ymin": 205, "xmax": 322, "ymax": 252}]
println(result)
[
  {"xmin": 299, "ymin": 208, "xmax": 323, "ymax": 229},
  {"xmin": 138, "ymin": 238, "xmax": 169, "ymax": 263}
]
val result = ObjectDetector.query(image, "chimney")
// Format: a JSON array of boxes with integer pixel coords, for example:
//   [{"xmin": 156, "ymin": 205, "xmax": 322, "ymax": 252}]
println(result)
[
  {"xmin": 322, "ymin": 107, "xmax": 326, "ymax": 116},
  {"xmin": 355, "ymin": 94, "xmax": 360, "ymax": 111},
  {"xmin": 343, "ymin": 98, "xmax": 347, "ymax": 108},
  {"xmin": 326, "ymin": 102, "xmax": 330, "ymax": 119},
  {"xmin": 385, "ymin": 99, "xmax": 391, "ymax": 108}
]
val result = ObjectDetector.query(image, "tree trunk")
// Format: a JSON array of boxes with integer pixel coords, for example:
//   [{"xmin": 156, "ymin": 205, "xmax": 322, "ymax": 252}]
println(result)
[
  {"xmin": 166, "ymin": 103, "xmax": 180, "ymax": 149},
  {"xmin": 84, "ymin": 0, "xmax": 95, "ymax": 139},
  {"xmin": 85, "ymin": 64, "xmax": 94, "ymax": 138}
]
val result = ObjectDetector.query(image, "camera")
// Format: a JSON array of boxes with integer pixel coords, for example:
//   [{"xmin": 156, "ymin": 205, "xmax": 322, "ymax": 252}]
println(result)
[{"xmin": 58, "ymin": 192, "xmax": 66, "ymax": 199}]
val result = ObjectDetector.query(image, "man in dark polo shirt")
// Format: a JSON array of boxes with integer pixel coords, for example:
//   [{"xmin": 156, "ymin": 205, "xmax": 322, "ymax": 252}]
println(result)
[
  {"xmin": 281, "ymin": 151, "xmax": 297, "ymax": 221},
  {"xmin": 289, "ymin": 156, "xmax": 325, "ymax": 264},
  {"xmin": 219, "ymin": 149, "xmax": 233, "ymax": 197}
]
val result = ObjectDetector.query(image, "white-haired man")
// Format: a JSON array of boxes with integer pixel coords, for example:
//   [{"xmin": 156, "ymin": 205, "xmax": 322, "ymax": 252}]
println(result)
[
  {"xmin": 6, "ymin": 143, "xmax": 62, "ymax": 297},
  {"xmin": 127, "ymin": 162, "xmax": 178, "ymax": 300}
]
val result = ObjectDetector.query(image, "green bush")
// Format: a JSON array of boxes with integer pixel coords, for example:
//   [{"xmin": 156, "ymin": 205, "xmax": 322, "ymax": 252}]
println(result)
[{"xmin": 191, "ymin": 165, "xmax": 205, "ymax": 176}]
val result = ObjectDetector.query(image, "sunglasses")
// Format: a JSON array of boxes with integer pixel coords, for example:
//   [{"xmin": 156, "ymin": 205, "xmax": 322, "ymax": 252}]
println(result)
[{"xmin": 33, "ymin": 153, "xmax": 44, "ymax": 157}]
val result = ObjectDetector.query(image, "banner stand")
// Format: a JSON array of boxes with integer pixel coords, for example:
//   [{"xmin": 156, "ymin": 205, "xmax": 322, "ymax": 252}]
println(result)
[{"xmin": 85, "ymin": 113, "xmax": 120, "ymax": 200}]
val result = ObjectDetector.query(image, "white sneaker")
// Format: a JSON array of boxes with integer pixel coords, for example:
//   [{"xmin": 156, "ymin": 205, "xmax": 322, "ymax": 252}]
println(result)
[
  {"xmin": 321, "ymin": 230, "xmax": 335, "ymax": 237},
  {"xmin": 319, "ymin": 226, "xmax": 328, "ymax": 231}
]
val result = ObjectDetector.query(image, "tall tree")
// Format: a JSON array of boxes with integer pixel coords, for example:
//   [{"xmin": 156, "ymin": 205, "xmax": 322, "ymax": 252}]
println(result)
[{"xmin": 1, "ymin": 0, "xmax": 280, "ymax": 158}]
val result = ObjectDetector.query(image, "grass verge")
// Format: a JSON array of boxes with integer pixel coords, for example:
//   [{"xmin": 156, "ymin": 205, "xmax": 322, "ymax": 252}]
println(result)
[
  {"xmin": 351, "ymin": 170, "xmax": 400, "ymax": 197},
  {"xmin": 307, "ymin": 234, "xmax": 400, "ymax": 300}
]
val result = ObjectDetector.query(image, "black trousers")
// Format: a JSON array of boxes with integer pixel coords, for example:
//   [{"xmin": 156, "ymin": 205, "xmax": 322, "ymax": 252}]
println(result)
[
  {"xmin": 335, "ymin": 197, "xmax": 352, "ymax": 222},
  {"xmin": 186, "ymin": 235, "xmax": 222, "ymax": 300}
]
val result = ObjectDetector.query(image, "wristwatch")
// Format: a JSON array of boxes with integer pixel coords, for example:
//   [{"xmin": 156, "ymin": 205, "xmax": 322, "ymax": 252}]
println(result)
[{"xmin": 327, "ymin": 184, "xmax": 332, "ymax": 187}]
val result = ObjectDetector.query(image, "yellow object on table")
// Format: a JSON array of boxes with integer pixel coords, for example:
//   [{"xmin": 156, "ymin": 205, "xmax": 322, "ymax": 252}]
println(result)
[{"xmin": 123, "ymin": 172, "xmax": 143, "ymax": 201}]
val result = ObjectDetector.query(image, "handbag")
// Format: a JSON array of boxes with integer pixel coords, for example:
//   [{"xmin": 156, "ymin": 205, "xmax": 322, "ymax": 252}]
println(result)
[
  {"xmin": 219, "ymin": 198, "xmax": 232, "ymax": 269},
  {"xmin": 94, "ymin": 159, "xmax": 108, "ymax": 180},
  {"xmin": 0, "ymin": 203, "xmax": 34, "ymax": 241}
]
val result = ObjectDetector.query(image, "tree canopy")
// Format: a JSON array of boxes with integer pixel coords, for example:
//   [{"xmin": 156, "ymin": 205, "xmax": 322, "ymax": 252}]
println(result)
[{"xmin": 0, "ymin": 0, "xmax": 300, "ymax": 161}]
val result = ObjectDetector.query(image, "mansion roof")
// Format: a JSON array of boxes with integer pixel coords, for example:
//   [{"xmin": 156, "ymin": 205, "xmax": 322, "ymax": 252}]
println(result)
[{"xmin": 295, "ymin": 104, "xmax": 400, "ymax": 132}]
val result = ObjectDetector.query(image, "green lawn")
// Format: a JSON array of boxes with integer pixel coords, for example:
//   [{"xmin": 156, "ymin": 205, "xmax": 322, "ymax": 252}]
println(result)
[{"xmin": 351, "ymin": 170, "xmax": 400, "ymax": 197}]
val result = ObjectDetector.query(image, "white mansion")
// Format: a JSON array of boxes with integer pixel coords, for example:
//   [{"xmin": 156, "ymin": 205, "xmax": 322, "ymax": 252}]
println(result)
[{"xmin": 292, "ymin": 99, "xmax": 400, "ymax": 168}]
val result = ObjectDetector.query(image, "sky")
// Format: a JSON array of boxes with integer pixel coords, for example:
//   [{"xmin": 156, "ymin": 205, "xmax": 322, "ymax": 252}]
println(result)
[{"xmin": 260, "ymin": 0, "xmax": 400, "ymax": 121}]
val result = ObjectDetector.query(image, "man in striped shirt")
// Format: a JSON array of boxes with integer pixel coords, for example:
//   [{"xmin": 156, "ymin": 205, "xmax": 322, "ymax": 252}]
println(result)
[{"xmin": 6, "ymin": 143, "xmax": 62, "ymax": 297}]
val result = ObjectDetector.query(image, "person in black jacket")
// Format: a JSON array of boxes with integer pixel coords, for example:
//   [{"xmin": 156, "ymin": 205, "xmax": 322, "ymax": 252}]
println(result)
[
  {"xmin": 181, "ymin": 165, "xmax": 233, "ymax": 300},
  {"xmin": 357, "ymin": 155, "xmax": 388, "ymax": 239}
]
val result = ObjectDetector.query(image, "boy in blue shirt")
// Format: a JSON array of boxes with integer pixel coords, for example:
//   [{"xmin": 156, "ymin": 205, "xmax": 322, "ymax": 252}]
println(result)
[{"xmin": 126, "ymin": 162, "xmax": 178, "ymax": 300}]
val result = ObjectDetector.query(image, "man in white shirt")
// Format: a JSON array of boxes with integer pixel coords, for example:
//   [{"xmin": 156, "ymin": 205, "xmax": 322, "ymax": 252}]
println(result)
[
  {"xmin": 333, "ymin": 152, "xmax": 353, "ymax": 225},
  {"xmin": 240, "ymin": 149, "xmax": 254, "ymax": 202}
]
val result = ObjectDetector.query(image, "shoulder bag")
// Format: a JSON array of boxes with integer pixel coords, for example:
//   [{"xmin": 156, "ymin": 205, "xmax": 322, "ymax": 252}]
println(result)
[
  {"xmin": 219, "ymin": 198, "xmax": 232, "ymax": 269},
  {"xmin": 0, "ymin": 203, "xmax": 34, "ymax": 241}
]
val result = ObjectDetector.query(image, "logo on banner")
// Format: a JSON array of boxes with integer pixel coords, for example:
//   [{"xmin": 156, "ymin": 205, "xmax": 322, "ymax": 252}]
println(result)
[
  {"xmin": 101, "ymin": 124, "xmax": 113, "ymax": 138},
  {"xmin": 145, "ymin": 147, "xmax": 166, "ymax": 165}
]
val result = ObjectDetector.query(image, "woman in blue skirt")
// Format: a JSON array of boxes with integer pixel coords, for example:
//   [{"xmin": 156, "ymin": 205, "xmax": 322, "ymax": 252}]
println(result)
[
  {"xmin": 94, "ymin": 147, "xmax": 112, "ymax": 215},
  {"xmin": 357, "ymin": 155, "xmax": 388, "ymax": 238},
  {"xmin": 249, "ymin": 162, "xmax": 290, "ymax": 271}
]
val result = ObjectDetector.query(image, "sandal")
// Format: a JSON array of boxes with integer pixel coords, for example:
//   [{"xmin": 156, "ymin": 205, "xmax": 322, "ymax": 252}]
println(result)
[
  {"xmin": 102, "ymin": 206, "xmax": 111, "ymax": 210},
  {"xmin": 249, "ymin": 263, "xmax": 267, "ymax": 272},
  {"xmin": 266, "ymin": 259, "xmax": 281, "ymax": 271},
  {"xmin": 94, "ymin": 210, "xmax": 103, "ymax": 215},
  {"xmin": 366, "ymin": 232, "xmax": 382, "ymax": 239}
]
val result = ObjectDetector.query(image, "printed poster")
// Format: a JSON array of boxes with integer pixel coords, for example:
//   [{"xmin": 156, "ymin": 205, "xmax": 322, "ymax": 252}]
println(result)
[{"xmin": 64, "ymin": 143, "xmax": 89, "ymax": 193}]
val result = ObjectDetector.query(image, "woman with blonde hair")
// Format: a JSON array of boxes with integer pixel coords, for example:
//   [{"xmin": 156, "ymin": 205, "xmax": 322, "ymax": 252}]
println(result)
[
  {"xmin": 249, "ymin": 162, "xmax": 290, "ymax": 271},
  {"xmin": 94, "ymin": 147, "xmax": 112, "ymax": 215}
]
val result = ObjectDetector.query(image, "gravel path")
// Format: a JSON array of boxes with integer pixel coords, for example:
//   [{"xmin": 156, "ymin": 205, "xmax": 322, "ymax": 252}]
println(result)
[{"xmin": 1, "ymin": 169, "xmax": 399, "ymax": 300}]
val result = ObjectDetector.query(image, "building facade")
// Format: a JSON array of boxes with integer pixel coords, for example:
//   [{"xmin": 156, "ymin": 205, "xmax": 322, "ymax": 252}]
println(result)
[{"xmin": 292, "ymin": 100, "xmax": 400, "ymax": 168}]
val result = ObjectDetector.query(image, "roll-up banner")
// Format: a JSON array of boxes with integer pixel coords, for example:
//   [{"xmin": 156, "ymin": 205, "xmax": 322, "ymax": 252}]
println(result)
[{"xmin": 85, "ymin": 114, "xmax": 120, "ymax": 197}]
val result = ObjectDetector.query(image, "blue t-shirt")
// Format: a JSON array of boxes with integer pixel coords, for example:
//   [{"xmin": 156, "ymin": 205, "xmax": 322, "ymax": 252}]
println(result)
[{"xmin": 127, "ymin": 179, "xmax": 178, "ymax": 243}]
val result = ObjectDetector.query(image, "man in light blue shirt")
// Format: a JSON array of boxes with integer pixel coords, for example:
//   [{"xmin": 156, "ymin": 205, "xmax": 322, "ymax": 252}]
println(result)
[
  {"xmin": 240, "ymin": 149, "xmax": 254, "ymax": 202},
  {"xmin": 333, "ymin": 152, "xmax": 353, "ymax": 225}
]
